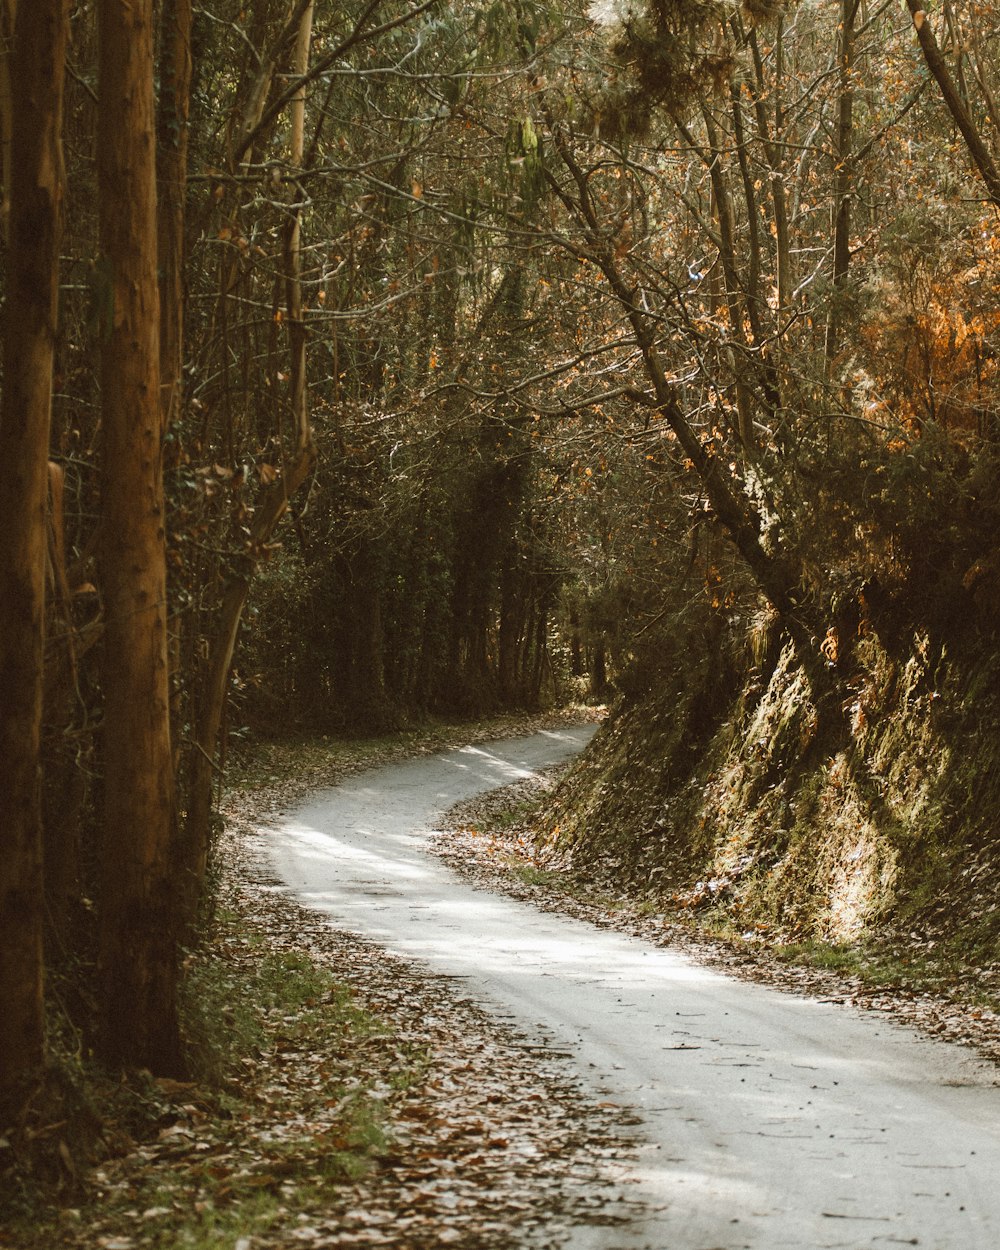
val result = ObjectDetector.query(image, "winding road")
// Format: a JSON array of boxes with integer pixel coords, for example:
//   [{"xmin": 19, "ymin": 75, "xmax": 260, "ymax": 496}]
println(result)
[{"xmin": 269, "ymin": 727, "xmax": 1000, "ymax": 1250}]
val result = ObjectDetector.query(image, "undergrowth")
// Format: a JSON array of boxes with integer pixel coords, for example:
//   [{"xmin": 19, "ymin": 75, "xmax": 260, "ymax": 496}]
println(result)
[{"xmin": 1, "ymin": 905, "xmax": 406, "ymax": 1249}]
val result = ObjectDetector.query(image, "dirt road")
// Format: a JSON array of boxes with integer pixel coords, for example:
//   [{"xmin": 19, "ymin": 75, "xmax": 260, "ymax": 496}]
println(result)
[{"xmin": 269, "ymin": 728, "xmax": 1000, "ymax": 1250}]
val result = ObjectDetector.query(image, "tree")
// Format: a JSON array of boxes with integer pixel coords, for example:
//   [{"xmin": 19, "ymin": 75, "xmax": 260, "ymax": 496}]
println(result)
[
  {"xmin": 96, "ymin": 0, "xmax": 180, "ymax": 1072},
  {"xmin": 0, "ymin": 0, "xmax": 69, "ymax": 1112},
  {"xmin": 11, "ymin": 0, "xmax": 1000, "ymax": 1128},
  {"xmin": 826, "ymin": 0, "xmax": 859, "ymax": 365},
  {"xmin": 157, "ymin": 0, "xmax": 193, "ymax": 436},
  {"xmin": 903, "ymin": 0, "xmax": 1000, "ymax": 208},
  {"xmin": 181, "ymin": 0, "xmax": 317, "ymax": 923}
]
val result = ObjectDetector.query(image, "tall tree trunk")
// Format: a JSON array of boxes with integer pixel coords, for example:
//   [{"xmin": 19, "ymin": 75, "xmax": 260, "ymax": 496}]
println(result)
[
  {"xmin": 284, "ymin": 0, "xmax": 313, "ymax": 452},
  {"xmin": 157, "ymin": 0, "xmax": 192, "ymax": 793},
  {"xmin": 0, "ymin": 0, "xmax": 67, "ymax": 1112},
  {"xmin": 96, "ymin": 0, "xmax": 181, "ymax": 1073},
  {"xmin": 0, "ymin": 0, "xmax": 15, "ymax": 243},
  {"xmin": 748, "ymin": 22, "xmax": 792, "ymax": 312},
  {"xmin": 904, "ymin": 0, "xmax": 1000, "ymax": 208}
]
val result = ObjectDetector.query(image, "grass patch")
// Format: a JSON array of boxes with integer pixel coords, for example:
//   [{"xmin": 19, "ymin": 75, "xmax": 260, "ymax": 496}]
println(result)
[
  {"xmin": 509, "ymin": 861, "xmax": 565, "ymax": 889},
  {"xmin": 766, "ymin": 932, "xmax": 1000, "ymax": 1006},
  {"xmin": 180, "ymin": 925, "xmax": 374, "ymax": 1087},
  {"xmin": 507, "ymin": 855, "xmax": 633, "ymax": 915},
  {"xmin": 772, "ymin": 940, "xmax": 868, "ymax": 974},
  {"xmin": 2, "ymin": 903, "xmax": 421, "ymax": 1250}
]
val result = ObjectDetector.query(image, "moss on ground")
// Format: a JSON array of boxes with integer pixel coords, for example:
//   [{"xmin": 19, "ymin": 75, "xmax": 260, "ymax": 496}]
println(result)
[{"xmin": 538, "ymin": 623, "xmax": 1000, "ymax": 972}]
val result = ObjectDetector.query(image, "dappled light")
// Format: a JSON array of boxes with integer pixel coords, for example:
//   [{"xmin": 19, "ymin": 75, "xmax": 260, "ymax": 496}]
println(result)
[
  {"xmin": 7, "ymin": 0, "xmax": 1000, "ymax": 1243},
  {"xmin": 272, "ymin": 731, "xmax": 1000, "ymax": 1249}
]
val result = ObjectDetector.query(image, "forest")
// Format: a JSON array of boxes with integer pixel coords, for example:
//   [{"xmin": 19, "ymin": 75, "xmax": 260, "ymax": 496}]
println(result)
[{"xmin": 3, "ymin": 0, "xmax": 1000, "ymax": 1220}]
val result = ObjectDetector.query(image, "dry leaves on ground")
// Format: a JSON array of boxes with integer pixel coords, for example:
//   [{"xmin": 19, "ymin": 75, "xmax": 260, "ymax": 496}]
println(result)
[
  {"xmin": 4, "ymin": 717, "xmax": 642, "ymax": 1250},
  {"xmin": 211, "ymin": 827, "xmax": 646, "ymax": 1250}
]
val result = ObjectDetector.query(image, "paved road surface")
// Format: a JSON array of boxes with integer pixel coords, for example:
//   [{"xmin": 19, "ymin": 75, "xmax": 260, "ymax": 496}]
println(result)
[{"xmin": 269, "ymin": 728, "xmax": 1000, "ymax": 1249}]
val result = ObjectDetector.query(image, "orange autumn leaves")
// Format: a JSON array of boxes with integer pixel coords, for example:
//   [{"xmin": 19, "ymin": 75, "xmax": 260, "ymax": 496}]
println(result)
[{"xmin": 861, "ymin": 218, "xmax": 1000, "ymax": 437}]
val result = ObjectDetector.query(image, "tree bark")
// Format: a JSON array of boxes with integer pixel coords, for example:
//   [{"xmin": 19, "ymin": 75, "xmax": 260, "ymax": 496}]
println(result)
[
  {"xmin": 42, "ymin": 462, "xmax": 86, "ymax": 938},
  {"xmin": 157, "ymin": 0, "xmax": 192, "ymax": 436},
  {"xmin": 156, "ymin": 0, "xmax": 192, "ymax": 795},
  {"xmin": 0, "ymin": 0, "xmax": 16, "ymax": 243},
  {"xmin": 748, "ymin": 22, "xmax": 792, "ymax": 312},
  {"xmin": 96, "ymin": 0, "xmax": 181, "ymax": 1073},
  {"xmin": 0, "ymin": 0, "xmax": 67, "ymax": 1110},
  {"xmin": 903, "ymin": 0, "xmax": 1000, "ymax": 208},
  {"xmin": 826, "ymin": 0, "xmax": 858, "ymax": 365},
  {"xmin": 285, "ymin": 0, "xmax": 313, "ymax": 455}
]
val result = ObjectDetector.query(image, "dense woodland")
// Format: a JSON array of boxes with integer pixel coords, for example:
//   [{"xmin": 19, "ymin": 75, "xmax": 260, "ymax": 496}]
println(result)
[{"xmin": 3, "ymin": 0, "xmax": 1000, "ymax": 1153}]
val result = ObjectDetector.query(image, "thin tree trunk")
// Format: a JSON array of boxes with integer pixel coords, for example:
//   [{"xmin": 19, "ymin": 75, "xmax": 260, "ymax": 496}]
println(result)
[
  {"xmin": 42, "ymin": 462, "xmax": 85, "ymax": 937},
  {"xmin": 285, "ymin": 0, "xmax": 313, "ymax": 453},
  {"xmin": 182, "ymin": 433, "xmax": 316, "ymax": 924},
  {"xmin": 903, "ymin": 0, "xmax": 1000, "ymax": 208},
  {"xmin": 967, "ymin": 20, "xmax": 1000, "ymax": 141},
  {"xmin": 826, "ymin": 0, "xmax": 858, "ymax": 365},
  {"xmin": 182, "ymin": 0, "xmax": 316, "ymax": 930},
  {"xmin": 0, "ymin": 0, "xmax": 67, "ymax": 1110},
  {"xmin": 157, "ymin": 0, "xmax": 192, "ymax": 436},
  {"xmin": 157, "ymin": 0, "xmax": 192, "ymax": 790},
  {"xmin": 729, "ymin": 84, "xmax": 765, "ymax": 346},
  {"xmin": 498, "ymin": 561, "xmax": 522, "ymax": 704},
  {"xmin": 748, "ymin": 22, "xmax": 792, "ymax": 311},
  {"xmin": 679, "ymin": 108, "xmax": 776, "ymax": 445},
  {"xmin": 96, "ymin": 0, "xmax": 181, "ymax": 1073},
  {"xmin": 547, "ymin": 130, "xmax": 810, "ymax": 638}
]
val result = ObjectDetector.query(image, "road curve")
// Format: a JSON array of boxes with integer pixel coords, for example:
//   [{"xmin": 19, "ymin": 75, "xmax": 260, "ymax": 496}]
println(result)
[{"xmin": 269, "ymin": 728, "xmax": 1000, "ymax": 1250}]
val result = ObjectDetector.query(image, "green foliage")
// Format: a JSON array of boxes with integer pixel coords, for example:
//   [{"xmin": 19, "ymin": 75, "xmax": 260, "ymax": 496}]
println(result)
[
  {"xmin": 591, "ymin": 0, "xmax": 734, "ymax": 137},
  {"xmin": 180, "ymin": 934, "xmax": 344, "ymax": 1087},
  {"xmin": 476, "ymin": 0, "xmax": 549, "ymax": 57}
]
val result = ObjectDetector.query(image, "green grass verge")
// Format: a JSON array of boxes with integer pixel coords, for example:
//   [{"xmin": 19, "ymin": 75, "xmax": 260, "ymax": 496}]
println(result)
[{"xmin": 2, "ymin": 906, "xmax": 421, "ymax": 1250}]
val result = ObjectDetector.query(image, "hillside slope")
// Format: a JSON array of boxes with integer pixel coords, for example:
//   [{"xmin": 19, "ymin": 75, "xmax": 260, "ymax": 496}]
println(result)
[{"xmin": 540, "ymin": 621, "xmax": 1000, "ymax": 962}]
